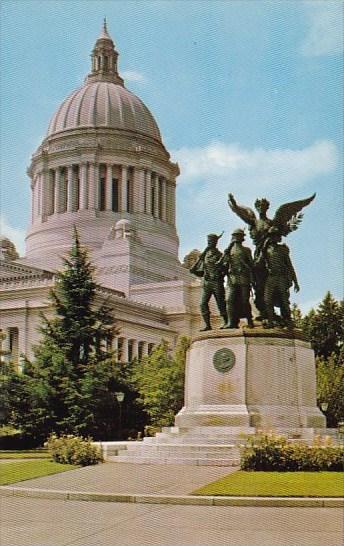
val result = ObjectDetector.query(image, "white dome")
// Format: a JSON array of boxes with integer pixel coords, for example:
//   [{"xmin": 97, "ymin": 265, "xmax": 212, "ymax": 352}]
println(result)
[{"xmin": 47, "ymin": 81, "xmax": 161, "ymax": 142}]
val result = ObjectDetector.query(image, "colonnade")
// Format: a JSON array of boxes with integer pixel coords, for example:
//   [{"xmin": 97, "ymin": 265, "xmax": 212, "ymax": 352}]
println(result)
[
  {"xmin": 0, "ymin": 327, "xmax": 156, "ymax": 368},
  {"xmin": 112, "ymin": 336, "xmax": 156, "ymax": 363},
  {"xmin": 31, "ymin": 163, "xmax": 176, "ymax": 225}
]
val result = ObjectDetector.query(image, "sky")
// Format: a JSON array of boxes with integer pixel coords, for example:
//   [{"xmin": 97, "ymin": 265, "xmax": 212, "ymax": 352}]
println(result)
[{"xmin": 0, "ymin": 0, "xmax": 343, "ymax": 313}]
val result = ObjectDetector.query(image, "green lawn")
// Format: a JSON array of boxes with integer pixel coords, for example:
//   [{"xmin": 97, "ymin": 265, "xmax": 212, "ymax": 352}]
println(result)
[
  {"xmin": 0, "ymin": 450, "xmax": 50, "ymax": 460},
  {"xmin": 193, "ymin": 471, "xmax": 344, "ymax": 497},
  {"xmin": 0, "ymin": 460, "xmax": 77, "ymax": 485}
]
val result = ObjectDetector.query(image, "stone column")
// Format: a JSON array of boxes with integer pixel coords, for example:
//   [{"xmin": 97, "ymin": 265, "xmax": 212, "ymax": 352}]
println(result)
[
  {"xmin": 54, "ymin": 169, "xmax": 61, "ymax": 213},
  {"xmin": 47, "ymin": 170, "xmax": 55, "ymax": 216},
  {"xmin": 40, "ymin": 170, "xmax": 49, "ymax": 219},
  {"xmin": 31, "ymin": 180, "xmax": 36, "ymax": 223},
  {"xmin": 67, "ymin": 165, "xmax": 74, "ymax": 212},
  {"xmin": 112, "ymin": 336, "xmax": 119, "ymax": 354},
  {"xmin": 121, "ymin": 165, "xmax": 128, "ymax": 212},
  {"xmin": 88, "ymin": 163, "xmax": 97, "ymax": 210},
  {"xmin": 161, "ymin": 178, "xmax": 167, "ymax": 222},
  {"xmin": 106, "ymin": 164, "xmax": 113, "ymax": 211},
  {"xmin": 171, "ymin": 183, "xmax": 176, "ymax": 226},
  {"xmin": 121, "ymin": 337, "xmax": 129, "ymax": 363},
  {"xmin": 142, "ymin": 341, "xmax": 149, "ymax": 357},
  {"xmin": 145, "ymin": 170, "xmax": 152, "ymax": 215},
  {"xmin": 133, "ymin": 167, "xmax": 143, "ymax": 213},
  {"xmin": 79, "ymin": 163, "xmax": 88, "ymax": 210},
  {"xmin": 154, "ymin": 174, "xmax": 159, "ymax": 218}
]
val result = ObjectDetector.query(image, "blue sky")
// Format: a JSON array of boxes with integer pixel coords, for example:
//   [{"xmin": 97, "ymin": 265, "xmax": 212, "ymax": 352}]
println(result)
[{"xmin": 1, "ymin": 0, "xmax": 343, "ymax": 312}]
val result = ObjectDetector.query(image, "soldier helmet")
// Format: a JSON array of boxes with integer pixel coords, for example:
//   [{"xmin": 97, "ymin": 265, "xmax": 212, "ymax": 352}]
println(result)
[
  {"xmin": 231, "ymin": 228, "xmax": 245, "ymax": 239},
  {"xmin": 207, "ymin": 231, "xmax": 224, "ymax": 242}
]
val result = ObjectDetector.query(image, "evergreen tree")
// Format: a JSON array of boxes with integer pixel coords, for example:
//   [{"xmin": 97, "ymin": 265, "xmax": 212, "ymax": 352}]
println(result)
[
  {"xmin": 302, "ymin": 292, "xmax": 344, "ymax": 359},
  {"xmin": 6, "ymin": 228, "xmax": 129, "ymax": 442}
]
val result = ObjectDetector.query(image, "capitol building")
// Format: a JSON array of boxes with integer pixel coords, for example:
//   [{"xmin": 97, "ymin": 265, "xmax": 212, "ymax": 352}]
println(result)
[{"xmin": 0, "ymin": 22, "xmax": 215, "ymax": 366}]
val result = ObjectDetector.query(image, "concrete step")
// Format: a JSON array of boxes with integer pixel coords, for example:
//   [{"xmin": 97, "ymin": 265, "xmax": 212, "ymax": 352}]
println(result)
[
  {"xmin": 128, "ymin": 442, "xmax": 237, "ymax": 450},
  {"xmin": 110, "ymin": 455, "xmax": 240, "ymax": 466},
  {"xmin": 145, "ymin": 435, "xmax": 247, "ymax": 445},
  {"xmin": 124, "ymin": 449, "xmax": 239, "ymax": 459}
]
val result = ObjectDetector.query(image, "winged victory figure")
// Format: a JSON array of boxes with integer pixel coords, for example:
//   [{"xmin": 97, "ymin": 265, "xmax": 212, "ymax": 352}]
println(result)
[{"xmin": 228, "ymin": 192, "xmax": 316, "ymax": 320}]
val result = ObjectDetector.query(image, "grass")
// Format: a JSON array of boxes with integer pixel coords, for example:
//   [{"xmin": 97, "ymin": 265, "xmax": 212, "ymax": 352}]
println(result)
[
  {"xmin": 0, "ymin": 459, "xmax": 78, "ymax": 485},
  {"xmin": 193, "ymin": 471, "xmax": 344, "ymax": 497},
  {"xmin": 0, "ymin": 450, "xmax": 50, "ymax": 459}
]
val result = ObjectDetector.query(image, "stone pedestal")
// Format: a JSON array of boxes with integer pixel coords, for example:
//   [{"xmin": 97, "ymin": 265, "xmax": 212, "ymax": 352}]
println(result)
[
  {"xmin": 110, "ymin": 328, "xmax": 328, "ymax": 465},
  {"xmin": 175, "ymin": 328, "xmax": 326, "ymax": 431}
]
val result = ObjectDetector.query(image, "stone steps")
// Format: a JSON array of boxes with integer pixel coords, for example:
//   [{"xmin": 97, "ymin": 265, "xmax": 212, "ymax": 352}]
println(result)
[
  {"xmin": 110, "ymin": 455, "xmax": 240, "ymax": 466},
  {"xmin": 145, "ymin": 435, "xmax": 247, "ymax": 445},
  {"xmin": 125, "ymin": 445, "xmax": 239, "ymax": 457}
]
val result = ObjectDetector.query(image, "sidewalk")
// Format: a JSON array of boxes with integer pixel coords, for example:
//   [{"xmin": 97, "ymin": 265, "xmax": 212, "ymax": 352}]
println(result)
[{"xmin": 1, "ymin": 462, "xmax": 342, "ymax": 507}]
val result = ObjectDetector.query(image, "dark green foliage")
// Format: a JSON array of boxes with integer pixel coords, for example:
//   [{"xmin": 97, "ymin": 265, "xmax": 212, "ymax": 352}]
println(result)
[
  {"xmin": 240, "ymin": 432, "xmax": 344, "ymax": 471},
  {"xmin": 316, "ymin": 353, "xmax": 344, "ymax": 428},
  {"xmin": 3, "ymin": 228, "xmax": 139, "ymax": 442},
  {"xmin": 301, "ymin": 292, "xmax": 344, "ymax": 359},
  {"xmin": 297, "ymin": 293, "xmax": 344, "ymax": 428},
  {"xmin": 132, "ymin": 336, "xmax": 190, "ymax": 429}
]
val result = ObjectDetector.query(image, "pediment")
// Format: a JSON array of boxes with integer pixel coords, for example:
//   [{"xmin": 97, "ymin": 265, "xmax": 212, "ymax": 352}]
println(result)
[{"xmin": 0, "ymin": 259, "xmax": 54, "ymax": 281}]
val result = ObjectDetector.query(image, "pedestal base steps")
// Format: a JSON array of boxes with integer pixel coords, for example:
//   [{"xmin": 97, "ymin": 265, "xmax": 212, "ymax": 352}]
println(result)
[
  {"xmin": 99, "ymin": 425, "xmax": 338, "ymax": 466},
  {"xmin": 100, "ymin": 328, "xmax": 330, "ymax": 466}
]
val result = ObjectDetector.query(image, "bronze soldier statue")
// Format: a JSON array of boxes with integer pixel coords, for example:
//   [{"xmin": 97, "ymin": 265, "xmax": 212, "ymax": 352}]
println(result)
[
  {"xmin": 221, "ymin": 229, "xmax": 255, "ymax": 329},
  {"xmin": 190, "ymin": 233, "xmax": 227, "ymax": 331},
  {"xmin": 259, "ymin": 228, "xmax": 300, "ymax": 328}
]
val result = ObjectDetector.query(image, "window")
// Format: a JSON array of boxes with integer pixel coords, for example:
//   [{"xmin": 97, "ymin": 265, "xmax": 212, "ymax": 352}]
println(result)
[
  {"xmin": 158, "ymin": 178, "xmax": 163, "ymax": 220},
  {"xmin": 126, "ymin": 179, "xmax": 131, "ymax": 213},
  {"xmin": 112, "ymin": 179, "xmax": 119, "ymax": 212},
  {"xmin": 151, "ymin": 183, "xmax": 155, "ymax": 216},
  {"xmin": 99, "ymin": 178, "xmax": 106, "ymax": 210}
]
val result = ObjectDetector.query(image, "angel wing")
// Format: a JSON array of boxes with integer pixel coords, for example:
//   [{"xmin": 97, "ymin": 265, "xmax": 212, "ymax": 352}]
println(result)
[
  {"xmin": 228, "ymin": 193, "xmax": 256, "ymax": 225},
  {"xmin": 273, "ymin": 193, "xmax": 316, "ymax": 236}
]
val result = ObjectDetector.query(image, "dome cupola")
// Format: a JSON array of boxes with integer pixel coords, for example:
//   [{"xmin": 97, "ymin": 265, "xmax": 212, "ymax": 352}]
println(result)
[{"xmin": 86, "ymin": 18, "xmax": 124, "ymax": 86}]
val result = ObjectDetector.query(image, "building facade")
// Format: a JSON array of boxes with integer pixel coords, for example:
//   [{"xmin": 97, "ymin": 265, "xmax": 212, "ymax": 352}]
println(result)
[{"xmin": 1, "ymin": 22, "xmax": 222, "ymax": 366}]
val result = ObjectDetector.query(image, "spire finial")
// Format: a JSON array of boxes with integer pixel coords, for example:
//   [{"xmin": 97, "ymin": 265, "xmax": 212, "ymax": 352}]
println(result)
[{"xmin": 86, "ymin": 19, "xmax": 124, "ymax": 86}]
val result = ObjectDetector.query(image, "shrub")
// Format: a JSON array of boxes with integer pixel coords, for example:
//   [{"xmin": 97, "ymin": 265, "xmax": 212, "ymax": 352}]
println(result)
[
  {"xmin": 46, "ymin": 434, "xmax": 103, "ymax": 466},
  {"xmin": 0, "ymin": 426, "xmax": 41, "ymax": 450},
  {"xmin": 240, "ymin": 432, "xmax": 344, "ymax": 471}
]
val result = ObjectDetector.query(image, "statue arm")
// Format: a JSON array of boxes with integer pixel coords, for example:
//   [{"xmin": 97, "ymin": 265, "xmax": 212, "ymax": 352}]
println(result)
[
  {"xmin": 283, "ymin": 247, "xmax": 300, "ymax": 292},
  {"xmin": 228, "ymin": 193, "xmax": 256, "ymax": 226}
]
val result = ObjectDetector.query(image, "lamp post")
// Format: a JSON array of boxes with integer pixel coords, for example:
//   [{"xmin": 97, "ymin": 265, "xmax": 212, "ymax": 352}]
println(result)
[
  {"xmin": 115, "ymin": 392, "xmax": 125, "ymax": 440},
  {"xmin": 320, "ymin": 402, "xmax": 328, "ymax": 413}
]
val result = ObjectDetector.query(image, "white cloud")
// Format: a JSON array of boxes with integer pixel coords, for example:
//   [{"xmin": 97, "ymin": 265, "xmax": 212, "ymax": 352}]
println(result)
[
  {"xmin": 174, "ymin": 139, "xmax": 338, "ymax": 257},
  {"xmin": 301, "ymin": 2, "xmax": 343, "ymax": 57},
  {"xmin": 121, "ymin": 70, "xmax": 146, "ymax": 83},
  {"xmin": 0, "ymin": 215, "xmax": 26, "ymax": 256},
  {"xmin": 173, "ymin": 139, "xmax": 337, "ymax": 189}
]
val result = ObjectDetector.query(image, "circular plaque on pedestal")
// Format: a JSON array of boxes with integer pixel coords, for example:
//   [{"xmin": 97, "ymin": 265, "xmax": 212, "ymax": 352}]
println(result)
[{"xmin": 213, "ymin": 348, "xmax": 235, "ymax": 373}]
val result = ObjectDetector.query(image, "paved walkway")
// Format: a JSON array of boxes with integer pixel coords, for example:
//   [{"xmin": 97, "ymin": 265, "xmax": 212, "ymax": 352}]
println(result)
[
  {"xmin": 1, "ymin": 463, "xmax": 343, "ymax": 546},
  {"xmin": 2, "ymin": 497, "xmax": 342, "ymax": 546},
  {"xmin": 2, "ymin": 462, "xmax": 235, "ymax": 495}
]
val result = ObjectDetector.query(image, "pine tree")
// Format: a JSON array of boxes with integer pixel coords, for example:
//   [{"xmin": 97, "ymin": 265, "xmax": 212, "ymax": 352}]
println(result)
[
  {"xmin": 7, "ymin": 228, "xmax": 126, "ymax": 441},
  {"xmin": 302, "ymin": 292, "xmax": 344, "ymax": 359}
]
